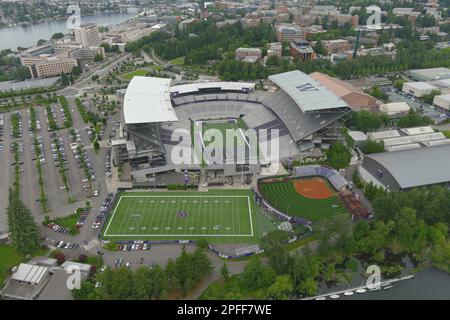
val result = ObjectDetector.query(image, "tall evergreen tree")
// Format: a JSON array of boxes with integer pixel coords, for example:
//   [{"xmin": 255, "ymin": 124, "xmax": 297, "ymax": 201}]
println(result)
[{"xmin": 6, "ymin": 188, "xmax": 40, "ymax": 255}]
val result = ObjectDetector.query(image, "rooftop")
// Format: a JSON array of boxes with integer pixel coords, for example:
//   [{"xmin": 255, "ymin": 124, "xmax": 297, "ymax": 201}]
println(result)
[
  {"xmin": 170, "ymin": 82, "xmax": 255, "ymax": 95},
  {"xmin": 123, "ymin": 76, "xmax": 177, "ymax": 125},
  {"xmin": 268, "ymin": 70, "xmax": 350, "ymax": 112},
  {"xmin": 409, "ymin": 67, "xmax": 450, "ymax": 81},
  {"xmin": 366, "ymin": 144, "xmax": 450, "ymax": 189}
]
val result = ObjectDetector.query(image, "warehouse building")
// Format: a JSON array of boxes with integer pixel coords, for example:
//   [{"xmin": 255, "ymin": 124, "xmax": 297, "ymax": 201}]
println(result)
[
  {"xmin": 433, "ymin": 93, "xmax": 450, "ymax": 110},
  {"xmin": 402, "ymin": 81, "xmax": 439, "ymax": 97},
  {"xmin": 408, "ymin": 67, "xmax": 450, "ymax": 81}
]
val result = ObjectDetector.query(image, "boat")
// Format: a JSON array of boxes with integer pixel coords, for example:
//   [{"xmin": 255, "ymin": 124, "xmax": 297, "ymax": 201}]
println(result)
[
  {"xmin": 355, "ymin": 288, "xmax": 367, "ymax": 294},
  {"xmin": 329, "ymin": 294, "xmax": 340, "ymax": 299},
  {"xmin": 315, "ymin": 297, "xmax": 326, "ymax": 300},
  {"xmin": 344, "ymin": 291, "xmax": 354, "ymax": 296},
  {"xmin": 383, "ymin": 285, "xmax": 393, "ymax": 290}
]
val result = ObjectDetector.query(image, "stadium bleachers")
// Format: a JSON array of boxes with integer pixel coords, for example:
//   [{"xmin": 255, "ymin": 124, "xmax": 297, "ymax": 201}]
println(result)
[
  {"xmin": 262, "ymin": 90, "xmax": 350, "ymax": 143},
  {"xmin": 294, "ymin": 165, "xmax": 348, "ymax": 190}
]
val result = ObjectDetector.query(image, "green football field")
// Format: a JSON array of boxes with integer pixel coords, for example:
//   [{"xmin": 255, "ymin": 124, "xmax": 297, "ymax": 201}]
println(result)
[
  {"xmin": 102, "ymin": 190, "xmax": 266, "ymax": 241},
  {"xmin": 192, "ymin": 118, "xmax": 256, "ymax": 167}
]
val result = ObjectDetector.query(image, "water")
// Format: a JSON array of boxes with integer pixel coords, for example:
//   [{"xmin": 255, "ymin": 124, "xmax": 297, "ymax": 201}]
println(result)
[
  {"xmin": 339, "ymin": 268, "xmax": 450, "ymax": 300},
  {"xmin": 0, "ymin": 8, "xmax": 138, "ymax": 51}
]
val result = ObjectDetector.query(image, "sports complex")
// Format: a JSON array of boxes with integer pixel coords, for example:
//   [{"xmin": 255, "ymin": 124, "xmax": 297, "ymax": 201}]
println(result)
[{"xmin": 105, "ymin": 70, "xmax": 370, "ymax": 245}]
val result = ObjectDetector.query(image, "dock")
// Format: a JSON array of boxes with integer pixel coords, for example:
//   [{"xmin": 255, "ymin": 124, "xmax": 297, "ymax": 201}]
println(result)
[{"xmin": 302, "ymin": 274, "xmax": 415, "ymax": 300}]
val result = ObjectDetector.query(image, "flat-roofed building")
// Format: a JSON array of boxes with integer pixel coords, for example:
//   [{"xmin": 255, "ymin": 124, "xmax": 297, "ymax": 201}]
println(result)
[
  {"xmin": 402, "ymin": 81, "xmax": 439, "ymax": 97},
  {"xmin": 379, "ymin": 102, "xmax": 411, "ymax": 117},
  {"xmin": 408, "ymin": 67, "xmax": 450, "ymax": 81},
  {"xmin": 179, "ymin": 18, "xmax": 198, "ymax": 30},
  {"xmin": 433, "ymin": 93, "xmax": 450, "ymax": 110},
  {"xmin": 267, "ymin": 42, "xmax": 282, "ymax": 58},
  {"xmin": 290, "ymin": 41, "xmax": 316, "ymax": 62},
  {"xmin": 22, "ymin": 54, "xmax": 78, "ymax": 79},
  {"xmin": 74, "ymin": 23, "xmax": 101, "ymax": 47},
  {"xmin": 321, "ymin": 39, "xmax": 350, "ymax": 54},
  {"xmin": 400, "ymin": 126, "xmax": 435, "ymax": 136},
  {"xmin": 235, "ymin": 47, "xmax": 262, "ymax": 61},
  {"xmin": 276, "ymin": 23, "xmax": 304, "ymax": 42}
]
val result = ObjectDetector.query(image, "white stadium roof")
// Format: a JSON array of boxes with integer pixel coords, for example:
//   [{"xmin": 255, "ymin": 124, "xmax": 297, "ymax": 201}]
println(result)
[
  {"xmin": 170, "ymin": 82, "xmax": 255, "ymax": 95},
  {"xmin": 268, "ymin": 70, "xmax": 349, "ymax": 112},
  {"xmin": 123, "ymin": 76, "xmax": 177, "ymax": 124}
]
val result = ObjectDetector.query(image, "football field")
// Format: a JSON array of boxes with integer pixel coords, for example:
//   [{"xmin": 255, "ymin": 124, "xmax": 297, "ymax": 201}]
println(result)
[{"xmin": 102, "ymin": 190, "xmax": 256, "ymax": 241}]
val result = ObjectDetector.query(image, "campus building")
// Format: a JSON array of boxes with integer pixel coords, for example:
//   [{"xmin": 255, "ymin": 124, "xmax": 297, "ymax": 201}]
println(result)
[
  {"xmin": 275, "ymin": 24, "xmax": 304, "ymax": 42},
  {"xmin": 74, "ymin": 23, "xmax": 101, "ymax": 47}
]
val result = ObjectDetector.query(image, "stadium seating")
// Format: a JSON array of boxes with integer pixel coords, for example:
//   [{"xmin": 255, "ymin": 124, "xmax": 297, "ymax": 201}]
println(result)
[{"xmin": 294, "ymin": 165, "xmax": 348, "ymax": 190}]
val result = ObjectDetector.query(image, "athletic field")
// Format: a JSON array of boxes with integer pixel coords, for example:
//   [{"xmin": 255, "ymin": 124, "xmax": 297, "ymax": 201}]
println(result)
[
  {"xmin": 191, "ymin": 118, "xmax": 252, "ymax": 167},
  {"xmin": 258, "ymin": 177, "xmax": 349, "ymax": 221},
  {"xmin": 102, "ymin": 190, "xmax": 264, "ymax": 241}
]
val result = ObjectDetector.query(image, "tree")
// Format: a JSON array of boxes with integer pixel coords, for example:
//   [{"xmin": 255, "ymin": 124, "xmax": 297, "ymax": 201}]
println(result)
[
  {"xmin": 421, "ymin": 90, "xmax": 441, "ymax": 104},
  {"xmin": 6, "ymin": 188, "xmax": 40, "ymax": 255},
  {"xmin": 298, "ymin": 277, "xmax": 317, "ymax": 297},
  {"xmin": 313, "ymin": 39, "xmax": 327, "ymax": 55},
  {"xmin": 261, "ymin": 230, "xmax": 290, "ymax": 274},
  {"xmin": 348, "ymin": 110, "xmax": 387, "ymax": 132},
  {"xmin": 51, "ymin": 32, "xmax": 64, "ymax": 40},
  {"xmin": 241, "ymin": 257, "xmax": 276, "ymax": 291},
  {"xmin": 94, "ymin": 53, "xmax": 104, "ymax": 62},
  {"xmin": 93, "ymin": 140, "xmax": 100, "ymax": 151},
  {"xmin": 265, "ymin": 275, "xmax": 293, "ymax": 299},
  {"xmin": 325, "ymin": 142, "xmax": 351, "ymax": 169},
  {"xmin": 72, "ymin": 66, "xmax": 81, "ymax": 76},
  {"xmin": 61, "ymin": 72, "xmax": 70, "ymax": 86},
  {"xmin": 221, "ymin": 263, "xmax": 229, "ymax": 282},
  {"xmin": 361, "ymin": 140, "xmax": 384, "ymax": 154}
]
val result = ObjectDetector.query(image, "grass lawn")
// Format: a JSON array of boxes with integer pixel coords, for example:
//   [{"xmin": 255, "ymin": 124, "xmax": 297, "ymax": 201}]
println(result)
[
  {"xmin": 120, "ymin": 69, "xmax": 149, "ymax": 80},
  {"xmin": 258, "ymin": 178, "xmax": 349, "ymax": 221},
  {"xmin": 51, "ymin": 212, "xmax": 80, "ymax": 235},
  {"xmin": 0, "ymin": 244, "xmax": 23, "ymax": 285},
  {"xmin": 169, "ymin": 56, "xmax": 185, "ymax": 65},
  {"xmin": 102, "ymin": 189, "xmax": 269, "ymax": 243}
]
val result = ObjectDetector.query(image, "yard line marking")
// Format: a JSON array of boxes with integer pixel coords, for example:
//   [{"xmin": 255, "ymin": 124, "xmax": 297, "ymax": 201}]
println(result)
[{"xmin": 104, "ymin": 195, "xmax": 254, "ymax": 237}]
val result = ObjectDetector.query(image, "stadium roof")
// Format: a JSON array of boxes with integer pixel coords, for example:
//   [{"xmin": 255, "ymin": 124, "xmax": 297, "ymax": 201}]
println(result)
[
  {"xmin": 365, "ymin": 144, "xmax": 450, "ymax": 189},
  {"xmin": 268, "ymin": 70, "xmax": 349, "ymax": 112},
  {"xmin": 123, "ymin": 76, "xmax": 177, "ymax": 124},
  {"xmin": 170, "ymin": 82, "xmax": 255, "ymax": 95}
]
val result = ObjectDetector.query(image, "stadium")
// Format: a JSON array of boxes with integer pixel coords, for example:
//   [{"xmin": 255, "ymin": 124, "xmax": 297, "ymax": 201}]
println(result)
[
  {"xmin": 105, "ymin": 70, "xmax": 364, "ymax": 242},
  {"xmin": 112, "ymin": 70, "xmax": 352, "ymax": 187}
]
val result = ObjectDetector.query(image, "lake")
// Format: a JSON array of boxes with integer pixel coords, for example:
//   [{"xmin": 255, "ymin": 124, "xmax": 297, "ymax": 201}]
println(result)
[
  {"xmin": 337, "ymin": 268, "xmax": 450, "ymax": 300},
  {"xmin": 0, "ymin": 8, "xmax": 138, "ymax": 51}
]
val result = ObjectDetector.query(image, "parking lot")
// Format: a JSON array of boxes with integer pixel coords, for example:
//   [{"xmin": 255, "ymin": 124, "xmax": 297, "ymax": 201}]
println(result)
[
  {"xmin": 383, "ymin": 86, "xmax": 449, "ymax": 123},
  {"xmin": 0, "ymin": 100, "xmax": 108, "ymax": 221}
]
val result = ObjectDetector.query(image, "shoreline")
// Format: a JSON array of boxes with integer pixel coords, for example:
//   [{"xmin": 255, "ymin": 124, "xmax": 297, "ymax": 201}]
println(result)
[{"xmin": 0, "ymin": 10, "xmax": 131, "ymax": 30}]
